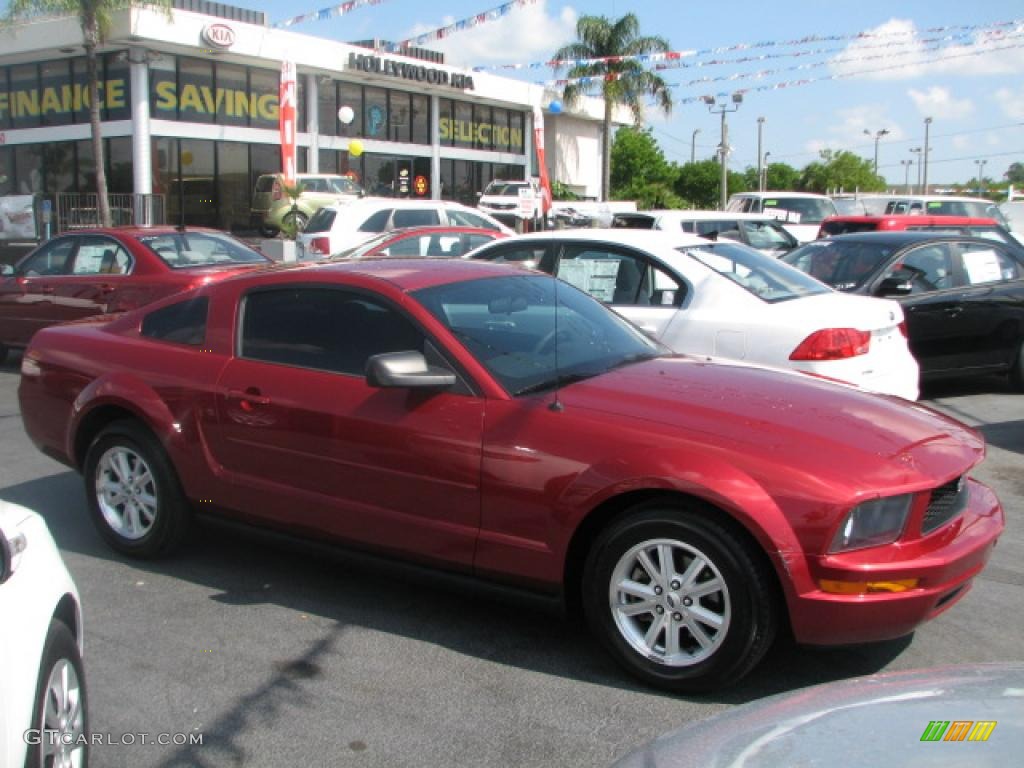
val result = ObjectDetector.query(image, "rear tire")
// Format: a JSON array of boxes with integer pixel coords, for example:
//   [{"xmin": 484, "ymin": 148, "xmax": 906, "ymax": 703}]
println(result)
[
  {"xmin": 283, "ymin": 211, "xmax": 308, "ymax": 234},
  {"xmin": 583, "ymin": 502, "xmax": 779, "ymax": 693},
  {"xmin": 24, "ymin": 619, "xmax": 88, "ymax": 768},
  {"xmin": 83, "ymin": 419, "xmax": 191, "ymax": 558}
]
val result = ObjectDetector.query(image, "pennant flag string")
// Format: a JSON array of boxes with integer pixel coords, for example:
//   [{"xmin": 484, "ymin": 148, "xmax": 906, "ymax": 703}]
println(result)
[
  {"xmin": 471, "ymin": 17, "xmax": 1022, "ymax": 72},
  {"xmin": 676, "ymin": 40, "xmax": 1024, "ymax": 104},
  {"xmin": 378, "ymin": 0, "xmax": 539, "ymax": 52},
  {"xmin": 273, "ymin": 0, "xmax": 389, "ymax": 30},
  {"xmin": 543, "ymin": 30, "xmax": 1024, "ymax": 89}
]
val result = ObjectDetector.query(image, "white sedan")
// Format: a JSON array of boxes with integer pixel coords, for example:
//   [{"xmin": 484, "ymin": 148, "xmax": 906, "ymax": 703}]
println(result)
[
  {"xmin": 1, "ymin": 501, "xmax": 86, "ymax": 768},
  {"xmin": 468, "ymin": 229, "xmax": 920, "ymax": 400}
]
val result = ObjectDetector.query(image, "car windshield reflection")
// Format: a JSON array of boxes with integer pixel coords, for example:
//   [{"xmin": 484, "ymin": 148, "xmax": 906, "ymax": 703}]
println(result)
[
  {"xmin": 139, "ymin": 232, "xmax": 268, "ymax": 269},
  {"xmin": 413, "ymin": 274, "xmax": 664, "ymax": 395}
]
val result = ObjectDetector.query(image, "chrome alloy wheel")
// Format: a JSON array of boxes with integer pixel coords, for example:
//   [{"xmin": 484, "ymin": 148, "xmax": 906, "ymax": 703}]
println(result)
[
  {"xmin": 609, "ymin": 538, "xmax": 731, "ymax": 666},
  {"xmin": 40, "ymin": 658, "xmax": 86, "ymax": 768},
  {"xmin": 95, "ymin": 446, "xmax": 158, "ymax": 540}
]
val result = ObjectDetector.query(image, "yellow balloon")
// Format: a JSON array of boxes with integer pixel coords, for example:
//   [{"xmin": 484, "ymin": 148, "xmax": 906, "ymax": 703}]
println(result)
[{"xmin": 348, "ymin": 139, "xmax": 364, "ymax": 158}]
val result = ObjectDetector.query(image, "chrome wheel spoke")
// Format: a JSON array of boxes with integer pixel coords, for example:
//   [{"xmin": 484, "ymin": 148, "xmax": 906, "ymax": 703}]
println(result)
[
  {"xmin": 617, "ymin": 578, "xmax": 656, "ymax": 601},
  {"xmin": 683, "ymin": 615, "xmax": 714, "ymax": 650},
  {"xmin": 112, "ymin": 451, "xmax": 133, "ymax": 484},
  {"xmin": 689, "ymin": 604, "xmax": 725, "ymax": 630},
  {"xmin": 644, "ymin": 612, "xmax": 667, "ymax": 649},
  {"xmin": 617, "ymin": 599, "xmax": 658, "ymax": 618},
  {"xmin": 679, "ymin": 554, "xmax": 707, "ymax": 588},
  {"xmin": 636, "ymin": 549, "xmax": 662, "ymax": 584},
  {"xmin": 124, "ymin": 501, "xmax": 143, "ymax": 535},
  {"xmin": 665, "ymin": 621, "xmax": 682, "ymax": 656},
  {"xmin": 687, "ymin": 576, "xmax": 724, "ymax": 600}
]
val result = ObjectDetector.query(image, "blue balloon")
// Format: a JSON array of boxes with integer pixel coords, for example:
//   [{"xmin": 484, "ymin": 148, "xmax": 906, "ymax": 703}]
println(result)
[{"xmin": 548, "ymin": 100, "xmax": 563, "ymax": 114}]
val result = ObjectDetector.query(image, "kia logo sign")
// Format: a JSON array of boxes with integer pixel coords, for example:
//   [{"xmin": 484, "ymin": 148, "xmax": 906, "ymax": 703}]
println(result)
[{"xmin": 201, "ymin": 24, "xmax": 235, "ymax": 50}]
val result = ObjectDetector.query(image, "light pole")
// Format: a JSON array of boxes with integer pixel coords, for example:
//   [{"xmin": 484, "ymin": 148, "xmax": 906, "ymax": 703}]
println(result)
[
  {"xmin": 922, "ymin": 117, "xmax": 933, "ymax": 193},
  {"xmin": 690, "ymin": 128, "xmax": 700, "ymax": 164},
  {"xmin": 863, "ymin": 128, "xmax": 889, "ymax": 175},
  {"xmin": 702, "ymin": 92, "xmax": 743, "ymax": 210},
  {"xmin": 910, "ymin": 147, "xmax": 923, "ymax": 194},
  {"xmin": 756, "ymin": 117, "xmax": 765, "ymax": 193},
  {"xmin": 975, "ymin": 159, "xmax": 987, "ymax": 196},
  {"xmin": 761, "ymin": 151, "xmax": 770, "ymax": 192},
  {"xmin": 900, "ymin": 159, "xmax": 912, "ymax": 192}
]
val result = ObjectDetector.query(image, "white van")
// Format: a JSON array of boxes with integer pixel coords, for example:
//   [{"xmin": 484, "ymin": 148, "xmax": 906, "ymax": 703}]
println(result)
[
  {"xmin": 725, "ymin": 191, "xmax": 836, "ymax": 243},
  {"xmin": 879, "ymin": 195, "xmax": 1009, "ymax": 228}
]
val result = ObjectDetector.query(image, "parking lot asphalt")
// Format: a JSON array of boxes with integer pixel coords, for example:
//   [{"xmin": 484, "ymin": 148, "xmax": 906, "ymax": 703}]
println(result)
[{"xmin": 1, "ymin": 351, "xmax": 1020, "ymax": 768}]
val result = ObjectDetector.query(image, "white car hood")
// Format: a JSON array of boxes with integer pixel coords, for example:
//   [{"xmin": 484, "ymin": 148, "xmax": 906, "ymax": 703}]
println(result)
[{"xmin": 0, "ymin": 500, "xmax": 37, "ymax": 530}]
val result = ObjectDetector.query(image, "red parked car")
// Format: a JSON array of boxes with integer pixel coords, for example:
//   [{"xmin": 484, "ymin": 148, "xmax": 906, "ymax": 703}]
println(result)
[
  {"xmin": 0, "ymin": 226, "xmax": 272, "ymax": 363},
  {"xmin": 818, "ymin": 214, "xmax": 1013, "ymax": 244},
  {"xmin": 18, "ymin": 259, "xmax": 1003, "ymax": 692},
  {"xmin": 321, "ymin": 225, "xmax": 507, "ymax": 261}
]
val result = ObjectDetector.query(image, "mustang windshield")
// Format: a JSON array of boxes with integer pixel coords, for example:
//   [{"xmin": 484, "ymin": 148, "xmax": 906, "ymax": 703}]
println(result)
[{"xmin": 414, "ymin": 274, "xmax": 664, "ymax": 395}]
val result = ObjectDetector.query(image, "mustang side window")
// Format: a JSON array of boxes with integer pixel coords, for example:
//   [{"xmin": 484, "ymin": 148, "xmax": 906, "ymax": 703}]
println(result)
[
  {"xmin": 71, "ymin": 237, "xmax": 131, "ymax": 275},
  {"xmin": 141, "ymin": 297, "xmax": 209, "ymax": 346},
  {"xmin": 959, "ymin": 243, "xmax": 1021, "ymax": 285},
  {"xmin": 19, "ymin": 238, "xmax": 76, "ymax": 276},
  {"xmin": 241, "ymin": 288, "xmax": 424, "ymax": 375}
]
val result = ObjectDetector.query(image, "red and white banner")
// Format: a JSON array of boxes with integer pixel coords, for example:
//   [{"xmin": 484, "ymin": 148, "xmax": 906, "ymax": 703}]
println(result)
[
  {"xmin": 532, "ymin": 105, "xmax": 552, "ymax": 215},
  {"xmin": 279, "ymin": 61, "xmax": 297, "ymax": 185}
]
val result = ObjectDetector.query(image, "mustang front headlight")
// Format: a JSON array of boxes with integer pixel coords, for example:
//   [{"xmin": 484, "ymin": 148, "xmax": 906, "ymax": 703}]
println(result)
[{"xmin": 830, "ymin": 494, "xmax": 913, "ymax": 553}]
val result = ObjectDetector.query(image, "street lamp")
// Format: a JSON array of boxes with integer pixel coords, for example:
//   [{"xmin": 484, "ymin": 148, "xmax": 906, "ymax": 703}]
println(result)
[
  {"xmin": 923, "ymin": 117, "xmax": 933, "ymax": 193},
  {"xmin": 761, "ymin": 151, "xmax": 771, "ymax": 192},
  {"xmin": 757, "ymin": 117, "xmax": 766, "ymax": 193},
  {"xmin": 703, "ymin": 92, "xmax": 743, "ymax": 210},
  {"xmin": 975, "ymin": 159, "xmax": 988, "ymax": 196},
  {"xmin": 690, "ymin": 128, "xmax": 700, "ymax": 164},
  {"xmin": 863, "ymin": 128, "xmax": 889, "ymax": 175},
  {"xmin": 910, "ymin": 147, "xmax": 923, "ymax": 194},
  {"xmin": 900, "ymin": 159, "xmax": 912, "ymax": 192}
]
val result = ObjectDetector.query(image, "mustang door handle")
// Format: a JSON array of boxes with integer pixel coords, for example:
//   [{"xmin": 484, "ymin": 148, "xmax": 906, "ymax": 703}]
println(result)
[
  {"xmin": 227, "ymin": 388, "xmax": 271, "ymax": 406},
  {"xmin": 944, "ymin": 307, "xmax": 963, "ymax": 317}
]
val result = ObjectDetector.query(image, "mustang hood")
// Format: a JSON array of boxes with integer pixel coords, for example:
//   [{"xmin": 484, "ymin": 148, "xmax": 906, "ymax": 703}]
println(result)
[{"xmin": 561, "ymin": 356, "xmax": 982, "ymax": 494}]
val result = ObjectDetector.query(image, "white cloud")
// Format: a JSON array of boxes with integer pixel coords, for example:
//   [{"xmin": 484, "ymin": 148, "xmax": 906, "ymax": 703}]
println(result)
[
  {"xmin": 907, "ymin": 87, "xmax": 974, "ymax": 120},
  {"xmin": 994, "ymin": 86, "xmax": 1024, "ymax": 119},
  {"xmin": 402, "ymin": 1, "xmax": 578, "ymax": 68},
  {"xmin": 829, "ymin": 18, "xmax": 1024, "ymax": 81},
  {"xmin": 804, "ymin": 104, "xmax": 905, "ymax": 158}
]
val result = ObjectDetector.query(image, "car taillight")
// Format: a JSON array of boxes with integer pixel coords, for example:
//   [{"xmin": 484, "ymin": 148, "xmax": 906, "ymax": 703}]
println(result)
[
  {"xmin": 789, "ymin": 328, "xmax": 871, "ymax": 361},
  {"xmin": 272, "ymin": 180, "xmax": 282, "ymax": 201},
  {"xmin": 309, "ymin": 237, "xmax": 331, "ymax": 255},
  {"xmin": 898, "ymin": 321, "xmax": 908, "ymax": 338}
]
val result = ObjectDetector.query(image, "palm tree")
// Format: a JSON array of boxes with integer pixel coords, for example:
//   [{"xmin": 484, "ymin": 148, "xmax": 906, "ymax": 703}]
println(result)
[
  {"xmin": 3, "ymin": 1, "xmax": 170, "ymax": 226},
  {"xmin": 552, "ymin": 14, "xmax": 673, "ymax": 202}
]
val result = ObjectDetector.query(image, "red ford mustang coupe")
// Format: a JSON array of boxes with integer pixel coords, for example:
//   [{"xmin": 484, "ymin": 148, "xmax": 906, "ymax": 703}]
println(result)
[
  {"xmin": 0, "ymin": 226, "xmax": 272, "ymax": 363},
  {"xmin": 17, "ymin": 259, "xmax": 1003, "ymax": 692}
]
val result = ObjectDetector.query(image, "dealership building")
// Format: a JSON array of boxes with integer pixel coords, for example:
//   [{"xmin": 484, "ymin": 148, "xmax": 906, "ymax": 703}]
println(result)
[{"xmin": 0, "ymin": 1, "xmax": 616, "ymax": 234}]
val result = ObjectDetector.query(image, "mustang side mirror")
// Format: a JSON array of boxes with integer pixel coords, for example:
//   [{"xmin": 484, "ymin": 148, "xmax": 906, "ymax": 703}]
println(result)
[
  {"xmin": 365, "ymin": 351, "xmax": 456, "ymax": 389},
  {"xmin": 877, "ymin": 276, "xmax": 913, "ymax": 296}
]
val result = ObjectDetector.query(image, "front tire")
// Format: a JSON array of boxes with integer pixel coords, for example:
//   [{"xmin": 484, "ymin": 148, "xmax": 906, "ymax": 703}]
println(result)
[
  {"xmin": 282, "ymin": 210, "xmax": 308, "ymax": 234},
  {"xmin": 83, "ymin": 419, "xmax": 190, "ymax": 558},
  {"xmin": 24, "ymin": 619, "xmax": 88, "ymax": 768},
  {"xmin": 583, "ymin": 503, "xmax": 779, "ymax": 693}
]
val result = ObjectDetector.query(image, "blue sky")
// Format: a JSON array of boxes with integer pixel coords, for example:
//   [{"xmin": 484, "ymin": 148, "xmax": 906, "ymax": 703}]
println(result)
[{"xmin": 242, "ymin": 0, "xmax": 1023, "ymax": 186}]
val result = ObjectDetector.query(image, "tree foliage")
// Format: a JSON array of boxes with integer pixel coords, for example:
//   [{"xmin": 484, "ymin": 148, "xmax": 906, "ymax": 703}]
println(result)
[
  {"xmin": 1005, "ymin": 162, "xmax": 1024, "ymax": 185},
  {"xmin": 674, "ymin": 160, "xmax": 747, "ymax": 209},
  {"xmin": 741, "ymin": 162, "xmax": 800, "ymax": 192},
  {"xmin": 798, "ymin": 149, "xmax": 886, "ymax": 194},
  {"xmin": 3, "ymin": 0, "xmax": 171, "ymax": 225},
  {"xmin": 609, "ymin": 126, "xmax": 683, "ymax": 208},
  {"xmin": 553, "ymin": 13, "xmax": 672, "ymax": 202}
]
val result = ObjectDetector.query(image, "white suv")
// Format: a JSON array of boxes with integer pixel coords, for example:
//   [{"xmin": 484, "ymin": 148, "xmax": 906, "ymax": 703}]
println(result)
[
  {"xmin": 296, "ymin": 198, "xmax": 512, "ymax": 260},
  {"xmin": 0, "ymin": 501, "xmax": 86, "ymax": 767},
  {"xmin": 726, "ymin": 192, "xmax": 837, "ymax": 243},
  {"xmin": 477, "ymin": 179, "xmax": 544, "ymax": 229}
]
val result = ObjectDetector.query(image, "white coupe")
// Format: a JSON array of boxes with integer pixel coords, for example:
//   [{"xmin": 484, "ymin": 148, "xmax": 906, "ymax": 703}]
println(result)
[
  {"xmin": 0, "ymin": 501, "xmax": 86, "ymax": 768},
  {"xmin": 468, "ymin": 229, "xmax": 920, "ymax": 400}
]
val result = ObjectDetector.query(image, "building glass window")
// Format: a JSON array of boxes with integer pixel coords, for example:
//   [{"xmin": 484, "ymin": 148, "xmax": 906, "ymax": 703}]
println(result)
[
  {"xmin": 13, "ymin": 144, "xmax": 44, "ymax": 195},
  {"xmin": 41, "ymin": 143, "xmax": 74, "ymax": 199},
  {"xmin": 491, "ymin": 108, "xmax": 509, "ymax": 152},
  {"xmin": 364, "ymin": 86, "xmax": 388, "ymax": 140},
  {"xmin": 249, "ymin": 68, "xmax": 279, "ymax": 130},
  {"xmin": 438, "ymin": 99, "xmax": 453, "ymax": 147},
  {"xmin": 177, "ymin": 58, "xmax": 215, "ymax": 124},
  {"xmin": 364, "ymin": 154, "xmax": 395, "ymax": 197},
  {"xmin": 0, "ymin": 148, "xmax": 13, "ymax": 195},
  {"xmin": 217, "ymin": 141, "xmax": 250, "ymax": 233},
  {"xmin": 317, "ymin": 78, "xmax": 337, "ymax": 137},
  {"xmin": 413, "ymin": 157, "xmax": 431, "ymax": 198},
  {"xmin": 454, "ymin": 101, "xmax": 473, "ymax": 148},
  {"xmin": 337, "ymin": 82, "xmax": 362, "ymax": 138},
  {"xmin": 103, "ymin": 52, "xmax": 131, "ymax": 122},
  {"xmin": 176, "ymin": 139, "xmax": 216, "ymax": 226},
  {"xmin": 149, "ymin": 53, "xmax": 177, "ymax": 121},
  {"xmin": 10, "ymin": 64, "xmax": 40, "ymax": 130},
  {"xmin": 410, "ymin": 93, "xmax": 429, "ymax": 145},
  {"xmin": 76, "ymin": 139, "xmax": 95, "ymax": 194},
  {"xmin": 319, "ymin": 149, "xmax": 338, "ymax": 174},
  {"xmin": 40, "ymin": 60, "xmax": 72, "ymax": 127},
  {"xmin": 0, "ymin": 67, "xmax": 10, "ymax": 130},
  {"xmin": 473, "ymin": 104, "xmax": 492, "ymax": 150},
  {"xmin": 389, "ymin": 90, "xmax": 411, "ymax": 144},
  {"xmin": 510, "ymin": 111, "xmax": 525, "ymax": 152},
  {"xmin": 106, "ymin": 137, "xmax": 132, "ymax": 194},
  {"xmin": 452, "ymin": 159, "xmax": 474, "ymax": 206},
  {"xmin": 216, "ymin": 62, "xmax": 249, "ymax": 127}
]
